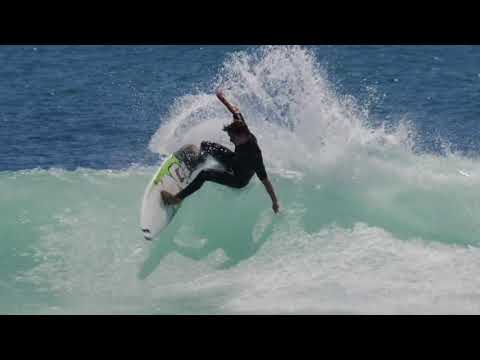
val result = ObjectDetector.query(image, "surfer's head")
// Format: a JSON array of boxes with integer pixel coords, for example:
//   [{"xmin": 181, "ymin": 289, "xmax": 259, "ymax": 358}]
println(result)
[{"xmin": 223, "ymin": 121, "xmax": 251, "ymax": 145}]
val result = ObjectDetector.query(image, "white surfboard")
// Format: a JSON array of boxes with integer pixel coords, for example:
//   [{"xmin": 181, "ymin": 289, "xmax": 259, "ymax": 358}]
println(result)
[{"xmin": 140, "ymin": 153, "xmax": 193, "ymax": 241}]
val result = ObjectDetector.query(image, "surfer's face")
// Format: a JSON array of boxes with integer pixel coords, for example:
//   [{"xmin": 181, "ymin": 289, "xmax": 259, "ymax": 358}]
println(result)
[
  {"xmin": 228, "ymin": 132, "xmax": 239, "ymax": 144},
  {"xmin": 228, "ymin": 132, "xmax": 248, "ymax": 145}
]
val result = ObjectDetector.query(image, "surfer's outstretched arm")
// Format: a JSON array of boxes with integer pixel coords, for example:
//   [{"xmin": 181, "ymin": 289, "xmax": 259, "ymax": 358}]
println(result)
[
  {"xmin": 261, "ymin": 177, "xmax": 280, "ymax": 214},
  {"xmin": 216, "ymin": 90, "xmax": 246, "ymax": 123}
]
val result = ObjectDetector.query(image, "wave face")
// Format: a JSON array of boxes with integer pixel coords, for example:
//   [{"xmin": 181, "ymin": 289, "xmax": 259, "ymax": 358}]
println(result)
[{"xmin": 3, "ymin": 46, "xmax": 480, "ymax": 314}]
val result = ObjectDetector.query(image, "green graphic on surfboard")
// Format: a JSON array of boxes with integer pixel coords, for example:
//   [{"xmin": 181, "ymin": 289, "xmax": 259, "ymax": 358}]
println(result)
[{"xmin": 140, "ymin": 146, "xmax": 199, "ymax": 241}]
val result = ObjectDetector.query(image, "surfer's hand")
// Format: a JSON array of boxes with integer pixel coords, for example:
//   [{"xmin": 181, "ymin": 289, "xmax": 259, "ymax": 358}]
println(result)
[
  {"xmin": 272, "ymin": 202, "xmax": 279, "ymax": 214},
  {"xmin": 216, "ymin": 90, "xmax": 225, "ymax": 99}
]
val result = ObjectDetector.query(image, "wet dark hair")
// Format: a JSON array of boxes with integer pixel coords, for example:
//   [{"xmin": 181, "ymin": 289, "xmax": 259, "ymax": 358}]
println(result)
[{"xmin": 222, "ymin": 120, "xmax": 250, "ymax": 135}]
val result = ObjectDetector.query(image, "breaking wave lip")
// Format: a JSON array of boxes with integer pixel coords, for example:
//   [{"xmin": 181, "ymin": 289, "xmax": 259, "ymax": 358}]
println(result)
[{"xmin": 3, "ymin": 45, "xmax": 480, "ymax": 314}]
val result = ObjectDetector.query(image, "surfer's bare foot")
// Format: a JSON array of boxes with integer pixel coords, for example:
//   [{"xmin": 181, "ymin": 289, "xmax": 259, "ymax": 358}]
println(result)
[{"xmin": 161, "ymin": 191, "xmax": 181, "ymax": 205}]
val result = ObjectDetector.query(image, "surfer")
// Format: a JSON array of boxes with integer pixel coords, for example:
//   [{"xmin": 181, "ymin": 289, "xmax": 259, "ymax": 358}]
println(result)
[{"xmin": 161, "ymin": 90, "xmax": 280, "ymax": 214}]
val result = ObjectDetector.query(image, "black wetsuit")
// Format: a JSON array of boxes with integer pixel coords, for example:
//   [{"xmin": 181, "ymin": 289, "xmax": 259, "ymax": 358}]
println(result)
[{"xmin": 177, "ymin": 133, "xmax": 268, "ymax": 201}]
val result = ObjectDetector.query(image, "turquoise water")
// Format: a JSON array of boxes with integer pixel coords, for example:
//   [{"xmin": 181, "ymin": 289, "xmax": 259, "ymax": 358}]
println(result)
[{"xmin": 3, "ymin": 46, "xmax": 480, "ymax": 314}]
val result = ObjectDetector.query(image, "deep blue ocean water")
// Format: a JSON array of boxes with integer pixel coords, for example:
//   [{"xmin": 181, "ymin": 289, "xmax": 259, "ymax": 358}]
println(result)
[
  {"xmin": 3, "ymin": 45, "xmax": 480, "ymax": 171},
  {"xmin": 2, "ymin": 45, "xmax": 480, "ymax": 314}
]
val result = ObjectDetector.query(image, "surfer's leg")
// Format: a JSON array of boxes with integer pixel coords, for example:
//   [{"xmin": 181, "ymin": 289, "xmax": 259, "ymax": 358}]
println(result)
[
  {"xmin": 174, "ymin": 144, "xmax": 201, "ymax": 170},
  {"xmin": 177, "ymin": 169, "xmax": 244, "ymax": 200},
  {"xmin": 199, "ymin": 141, "xmax": 234, "ymax": 169}
]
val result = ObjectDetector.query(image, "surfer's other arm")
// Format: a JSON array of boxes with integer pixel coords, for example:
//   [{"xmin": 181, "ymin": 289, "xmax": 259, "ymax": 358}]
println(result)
[
  {"xmin": 216, "ymin": 90, "xmax": 246, "ymax": 123},
  {"xmin": 254, "ymin": 153, "xmax": 279, "ymax": 214},
  {"xmin": 261, "ymin": 177, "xmax": 279, "ymax": 214}
]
